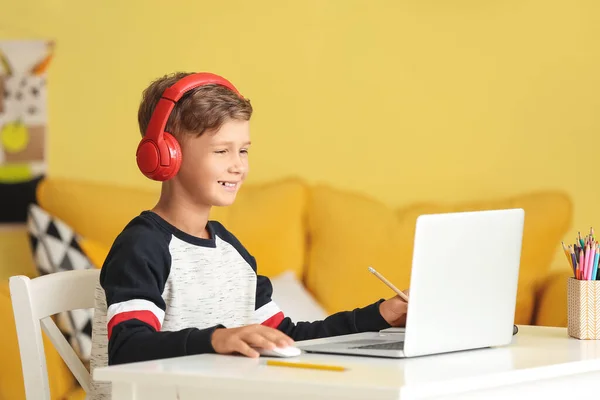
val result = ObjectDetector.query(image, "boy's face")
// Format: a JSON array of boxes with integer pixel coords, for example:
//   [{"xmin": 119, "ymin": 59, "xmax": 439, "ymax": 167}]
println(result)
[{"xmin": 177, "ymin": 119, "xmax": 250, "ymax": 207}]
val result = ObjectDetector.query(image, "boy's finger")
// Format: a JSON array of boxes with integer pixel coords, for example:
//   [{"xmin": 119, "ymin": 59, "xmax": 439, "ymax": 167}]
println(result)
[
  {"xmin": 235, "ymin": 340, "xmax": 259, "ymax": 358},
  {"xmin": 245, "ymin": 333, "xmax": 276, "ymax": 350},
  {"xmin": 257, "ymin": 327, "xmax": 294, "ymax": 346}
]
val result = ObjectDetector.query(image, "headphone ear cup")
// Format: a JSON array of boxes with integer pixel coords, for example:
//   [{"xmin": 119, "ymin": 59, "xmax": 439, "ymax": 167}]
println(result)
[
  {"xmin": 136, "ymin": 138, "xmax": 161, "ymax": 180},
  {"xmin": 136, "ymin": 132, "xmax": 182, "ymax": 181},
  {"xmin": 160, "ymin": 132, "xmax": 182, "ymax": 181}
]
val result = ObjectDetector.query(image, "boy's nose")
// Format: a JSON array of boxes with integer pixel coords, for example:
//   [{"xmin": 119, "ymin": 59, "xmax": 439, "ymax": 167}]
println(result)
[{"xmin": 228, "ymin": 159, "xmax": 246, "ymax": 174}]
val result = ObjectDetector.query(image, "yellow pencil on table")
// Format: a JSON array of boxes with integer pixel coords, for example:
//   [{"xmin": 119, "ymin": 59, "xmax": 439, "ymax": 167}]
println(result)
[
  {"xmin": 266, "ymin": 360, "xmax": 346, "ymax": 372},
  {"xmin": 368, "ymin": 266, "xmax": 409, "ymax": 302}
]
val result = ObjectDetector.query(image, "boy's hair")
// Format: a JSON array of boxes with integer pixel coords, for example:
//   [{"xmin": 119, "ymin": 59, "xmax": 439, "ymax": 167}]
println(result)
[{"xmin": 137, "ymin": 72, "xmax": 253, "ymax": 138}]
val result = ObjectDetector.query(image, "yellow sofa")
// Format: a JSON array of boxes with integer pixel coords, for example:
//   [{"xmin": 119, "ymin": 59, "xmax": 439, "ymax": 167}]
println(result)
[{"xmin": 0, "ymin": 176, "xmax": 573, "ymax": 399}]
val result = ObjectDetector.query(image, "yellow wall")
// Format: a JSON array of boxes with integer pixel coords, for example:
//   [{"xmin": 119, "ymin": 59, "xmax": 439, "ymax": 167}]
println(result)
[{"xmin": 2, "ymin": 0, "xmax": 600, "ymax": 272}]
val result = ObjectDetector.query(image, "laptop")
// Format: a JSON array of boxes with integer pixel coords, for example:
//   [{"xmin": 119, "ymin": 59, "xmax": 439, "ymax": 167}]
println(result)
[{"xmin": 297, "ymin": 208, "xmax": 525, "ymax": 359}]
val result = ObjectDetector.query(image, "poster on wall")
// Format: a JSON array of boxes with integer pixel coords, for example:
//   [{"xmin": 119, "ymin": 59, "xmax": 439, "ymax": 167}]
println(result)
[{"xmin": 0, "ymin": 40, "xmax": 53, "ymax": 225}]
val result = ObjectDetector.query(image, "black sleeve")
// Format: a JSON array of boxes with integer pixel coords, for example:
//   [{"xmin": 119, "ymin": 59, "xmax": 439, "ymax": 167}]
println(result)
[
  {"xmin": 256, "ymin": 275, "xmax": 392, "ymax": 341},
  {"xmin": 101, "ymin": 218, "xmax": 223, "ymax": 365}
]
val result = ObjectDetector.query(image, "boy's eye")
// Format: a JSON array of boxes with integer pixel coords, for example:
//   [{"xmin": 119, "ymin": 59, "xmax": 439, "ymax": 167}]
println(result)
[
  {"xmin": 240, "ymin": 149, "xmax": 248, "ymax": 154},
  {"xmin": 214, "ymin": 150, "xmax": 227, "ymax": 154}
]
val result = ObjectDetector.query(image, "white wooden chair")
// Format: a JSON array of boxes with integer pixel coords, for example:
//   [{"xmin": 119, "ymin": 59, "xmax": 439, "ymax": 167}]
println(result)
[{"xmin": 9, "ymin": 269, "xmax": 100, "ymax": 400}]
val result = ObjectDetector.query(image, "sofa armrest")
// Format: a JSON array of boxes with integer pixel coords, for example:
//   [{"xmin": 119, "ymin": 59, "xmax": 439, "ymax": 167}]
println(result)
[
  {"xmin": 533, "ymin": 268, "xmax": 573, "ymax": 327},
  {"xmin": 0, "ymin": 280, "xmax": 77, "ymax": 400}
]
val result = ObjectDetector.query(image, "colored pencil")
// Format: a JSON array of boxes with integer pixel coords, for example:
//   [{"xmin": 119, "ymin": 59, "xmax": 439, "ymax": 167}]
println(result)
[{"xmin": 567, "ymin": 229, "xmax": 600, "ymax": 280}]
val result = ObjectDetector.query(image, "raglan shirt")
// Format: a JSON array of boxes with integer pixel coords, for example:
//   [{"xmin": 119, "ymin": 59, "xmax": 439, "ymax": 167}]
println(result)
[{"xmin": 89, "ymin": 211, "xmax": 391, "ymax": 399}]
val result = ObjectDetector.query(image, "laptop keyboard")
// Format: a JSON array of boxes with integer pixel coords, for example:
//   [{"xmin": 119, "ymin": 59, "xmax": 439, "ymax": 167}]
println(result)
[{"xmin": 349, "ymin": 341, "xmax": 405, "ymax": 350}]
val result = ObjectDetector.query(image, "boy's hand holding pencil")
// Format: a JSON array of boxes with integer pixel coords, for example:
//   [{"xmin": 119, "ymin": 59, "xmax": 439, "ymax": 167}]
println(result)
[
  {"xmin": 563, "ymin": 227, "xmax": 600, "ymax": 280},
  {"xmin": 368, "ymin": 266, "xmax": 409, "ymax": 327}
]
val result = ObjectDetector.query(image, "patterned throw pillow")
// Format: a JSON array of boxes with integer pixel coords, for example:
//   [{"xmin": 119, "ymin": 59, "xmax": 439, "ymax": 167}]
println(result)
[{"xmin": 26, "ymin": 203, "xmax": 95, "ymax": 364}]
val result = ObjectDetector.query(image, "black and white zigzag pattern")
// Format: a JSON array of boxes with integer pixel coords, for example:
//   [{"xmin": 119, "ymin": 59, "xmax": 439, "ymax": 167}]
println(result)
[{"xmin": 27, "ymin": 203, "xmax": 94, "ymax": 362}]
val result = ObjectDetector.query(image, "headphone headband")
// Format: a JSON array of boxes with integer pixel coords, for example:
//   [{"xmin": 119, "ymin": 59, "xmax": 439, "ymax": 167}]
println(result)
[{"xmin": 145, "ymin": 72, "xmax": 244, "ymax": 142}]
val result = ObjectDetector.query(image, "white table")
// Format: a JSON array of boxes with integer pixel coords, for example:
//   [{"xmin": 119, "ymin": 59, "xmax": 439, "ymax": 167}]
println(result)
[{"xmin": 94, "ymin": 325, "xmax": 600, "ymax": 399}]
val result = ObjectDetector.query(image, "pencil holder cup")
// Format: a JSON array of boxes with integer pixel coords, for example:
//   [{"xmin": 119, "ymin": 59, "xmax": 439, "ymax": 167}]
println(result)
[{"xmin": 568, "ymin": 277, "xmax": 600, "ymax": 340}]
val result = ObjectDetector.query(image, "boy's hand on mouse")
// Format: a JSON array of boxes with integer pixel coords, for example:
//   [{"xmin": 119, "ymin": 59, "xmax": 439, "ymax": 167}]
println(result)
[
  {"xmin": 379, "ymin": 289, "xmax": 409, "ymax": 327},
  {"xmin": 211, "ymin": 324, "xmax": 294, "ymax": 358}
]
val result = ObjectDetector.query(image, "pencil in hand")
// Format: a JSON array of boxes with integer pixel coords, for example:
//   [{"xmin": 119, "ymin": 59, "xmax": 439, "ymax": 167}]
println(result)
[{"xmin": 368, "ymin": 266, "xmax": 409, "ymax": 302}]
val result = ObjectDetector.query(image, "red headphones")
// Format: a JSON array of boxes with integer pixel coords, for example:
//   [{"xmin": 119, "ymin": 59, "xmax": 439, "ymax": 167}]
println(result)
[{"xmin": 136, "ymin": 72, "xmax": 244, "ymax": 181}]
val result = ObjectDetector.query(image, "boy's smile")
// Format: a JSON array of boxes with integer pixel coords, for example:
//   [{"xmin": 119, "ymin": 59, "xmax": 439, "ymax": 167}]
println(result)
[{"xmin": 218, "ymin": 181, "xmax": 240, "ymax": 191}]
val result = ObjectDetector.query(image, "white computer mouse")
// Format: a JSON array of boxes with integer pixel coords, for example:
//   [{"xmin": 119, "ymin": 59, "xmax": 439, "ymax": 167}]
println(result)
[{"xmin": 257, "ymin": 346, "xmax": 302, "ymax": 358}]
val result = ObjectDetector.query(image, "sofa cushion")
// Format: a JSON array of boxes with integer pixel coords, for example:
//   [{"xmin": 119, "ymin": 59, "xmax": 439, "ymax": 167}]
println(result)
[
  {"xmin": 306, "ymin": 185, "xmax": 409, "ymax": 314},
  {"xmin": 534, "ymin": 269, "xmax": 571, "ymax": 327},
  {"xmin": 26, "ymin": 204, "xmax": 95, "ymax": 363},
  {"xmin": 270, "ymin": 271, "xmax": 328, "ymax": 322},
  {"xmin": 36, "ymin": 177, "xmax": 158, "ymax": 247},
  {"xmin": 306, "ymin": 185, "xmax": 572, "ymax": 325},
  {"xmin": 79, "ymin": 237, "xmax": 110, "ymax": 270},
  {"xmin": 64, "ymin": 385, "xmax": 87, "ymax": 400}
]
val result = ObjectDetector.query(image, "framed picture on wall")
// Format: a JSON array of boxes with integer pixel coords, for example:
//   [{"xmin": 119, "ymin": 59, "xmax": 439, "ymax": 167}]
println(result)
[{"xmin": 0, "ymin": 40, "xmax": 53, "ymax": 224}]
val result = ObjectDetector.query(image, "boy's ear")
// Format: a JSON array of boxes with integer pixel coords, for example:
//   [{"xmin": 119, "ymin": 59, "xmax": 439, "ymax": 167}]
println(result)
[{"xmin": 30, "ymin": 41, "xmax": 54, "ymax": 76}]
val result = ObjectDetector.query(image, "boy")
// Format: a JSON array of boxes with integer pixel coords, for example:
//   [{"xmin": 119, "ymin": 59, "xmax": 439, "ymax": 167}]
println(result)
[{"xmin": 89, "ymin": 72, "xmax": 408, "ymax": 399}]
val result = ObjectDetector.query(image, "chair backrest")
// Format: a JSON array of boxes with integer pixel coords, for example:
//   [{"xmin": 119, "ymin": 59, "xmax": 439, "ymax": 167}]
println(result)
[{"xmin": 9, "ymin": 269, "xmax": 100, "ymax": 400}]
